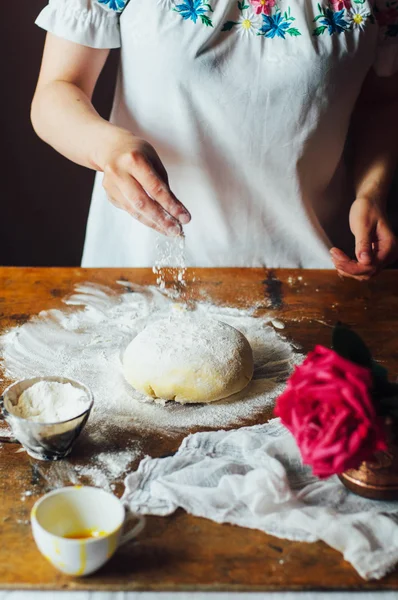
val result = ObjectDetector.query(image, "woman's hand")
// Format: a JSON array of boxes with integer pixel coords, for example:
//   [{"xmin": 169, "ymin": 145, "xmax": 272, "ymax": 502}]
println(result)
[
  {"xmin": 32, "ymin": 35, "xmax": 190, "ymax": 237},
  {"xmin": 98, "ymin": 130, "xmax": 191, "ymax": 236},
  {"xmin": 330, "ymin": 197, "xmax": 397, "ymax": 280}
]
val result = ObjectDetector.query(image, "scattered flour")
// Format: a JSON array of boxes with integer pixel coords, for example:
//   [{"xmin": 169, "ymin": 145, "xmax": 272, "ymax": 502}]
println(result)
[
  {"xmin": 34, "ymin": 446, "xmax": 143, "ymax": 492},
  {"xmin": 11, "ymin": 381, "xmax": 89, "ymax": 423},
  {"xmin": 0, "ymin": 282, "xmax": 301, "ymax": 490},
  {"xmin": 0, "ymin": 282, "xmax": 300, "ymax": 434}
]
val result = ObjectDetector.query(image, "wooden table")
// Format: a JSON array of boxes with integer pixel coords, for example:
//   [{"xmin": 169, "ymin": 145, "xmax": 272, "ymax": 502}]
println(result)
[{"xmin": 1, "ymin": 267, "xmax": 398, "ymax": 592}]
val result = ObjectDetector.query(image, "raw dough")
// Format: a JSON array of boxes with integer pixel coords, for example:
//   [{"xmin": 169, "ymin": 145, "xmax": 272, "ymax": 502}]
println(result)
[{"xmin": 122, "ymin": 316, "xmax": 254, "ymax": 404}]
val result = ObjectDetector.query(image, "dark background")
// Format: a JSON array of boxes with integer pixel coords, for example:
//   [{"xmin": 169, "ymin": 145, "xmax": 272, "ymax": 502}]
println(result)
[
  {"xmin": 2, "ymin": 3, "xmax": 397, "ymax": 267},
  {"xmin": 1, "ymin": 1, "xmax": 118, "ymax": 266}
]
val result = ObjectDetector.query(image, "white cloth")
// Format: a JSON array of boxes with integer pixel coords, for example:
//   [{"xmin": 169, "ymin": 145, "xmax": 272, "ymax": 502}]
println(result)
[
  {"xmin": 36, "ymin": 0, "xmax": 398, "ymax": 268},
  {"xmin": 123, "ymin": 418, "xmax": 398, "ymax": 581}
]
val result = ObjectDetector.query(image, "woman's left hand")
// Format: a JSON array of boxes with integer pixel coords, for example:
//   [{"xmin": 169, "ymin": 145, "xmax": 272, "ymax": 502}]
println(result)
[{"xmin": 330, "ymin": 197, "xmax": 397, "ymax": 280}]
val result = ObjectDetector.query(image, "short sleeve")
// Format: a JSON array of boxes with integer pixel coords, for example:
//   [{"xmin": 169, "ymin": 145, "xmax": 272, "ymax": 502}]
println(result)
[
  {"xmin": 373, "ymin": 0, "xmax": 398, "ymax": 77},
  {"xmin": 35, "ymin": 0, "xmax": 129, "ymax": 49}
]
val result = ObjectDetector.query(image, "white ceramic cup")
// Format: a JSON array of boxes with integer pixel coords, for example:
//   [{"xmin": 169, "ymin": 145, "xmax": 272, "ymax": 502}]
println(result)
[{"xmin": 31, "ymin": 486, "xmax": 145, "ymax": 576}]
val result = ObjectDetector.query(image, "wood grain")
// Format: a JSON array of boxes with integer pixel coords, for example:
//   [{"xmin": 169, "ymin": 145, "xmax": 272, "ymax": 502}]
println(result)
[{"xmin": 1, "ymin": 267, "xmax": 398, "ymax": 591}]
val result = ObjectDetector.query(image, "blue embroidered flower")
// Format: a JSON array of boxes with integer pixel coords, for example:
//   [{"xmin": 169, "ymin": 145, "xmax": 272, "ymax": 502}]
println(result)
[
  {"xmin": 223, "ymin": 4, "xmax": 301, "ymax": 38},
  {"xmin": 313, "ymin": 6, "xmax": 349, "ymax": 35},
  {"xmin": 97, "ymin": 0, "xmax": 127, "ymax": 11},
  {"xmin": 174, "ymin": 0, "xmax": 214, "ymax": 26},
  {"xmin": 259, "ymin": 10, "xmax": 298, "ymax": 38}
]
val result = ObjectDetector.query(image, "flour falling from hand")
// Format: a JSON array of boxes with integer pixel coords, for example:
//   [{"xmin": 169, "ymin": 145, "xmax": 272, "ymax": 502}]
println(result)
[{"xmin": 153, "ymin": 235, "xmax": 188, "ymax": 298}]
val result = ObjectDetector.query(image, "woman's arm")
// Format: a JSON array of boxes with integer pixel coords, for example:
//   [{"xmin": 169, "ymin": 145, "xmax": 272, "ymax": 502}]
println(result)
[
  {"xmin": 330, "ymin": 70, "xmax": 398, "ymax": 279},
  {"xmin": 31, "ymin": 34, "xmax": 190, "ymax": 235}
]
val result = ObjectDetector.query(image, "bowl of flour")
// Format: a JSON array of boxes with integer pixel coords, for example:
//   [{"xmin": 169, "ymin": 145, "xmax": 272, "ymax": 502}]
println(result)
[{"xmin": 0, "ymin": 377, "xmax": 93, "ymax": 461}]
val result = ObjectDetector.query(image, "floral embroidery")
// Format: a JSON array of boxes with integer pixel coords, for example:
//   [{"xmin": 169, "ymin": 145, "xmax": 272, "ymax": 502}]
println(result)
[
  {"xmin": 222, "ymin": 1, "xmax": 301, "ymax": 37},
  {"xmin": 313, "ymin": 5, "xmax": 350, "ymax": 35},
  {"xmin": 349, "ymin": 3, "xmax": 372, "ymax": 28},
  {"xmin": 330, "ymin": 0, "xmax": 352, "ymax": 10},
  {"xmin": 169, "ymin": 0, "xmax": 377, "ymax": 36},
  {"xmin": 97, "ymin": 0, "xmax": 127, "ymax": 11},
  {"xmin": 313, "ymin": 1, "xmax": 373, "ymax": 35},
  {"xmin": 259, "ymin": 7, "xmax": 301, "ymax": 36},
  {"xmin": 236, "ymin": 9, "xmax": 262, "ymax": 35},
  {"xmin": 250, "ymin": 0, "xmax": 277, "ymax": 15},
  {"xmin": 173, "ymin": 0, "xmax": 214, "ymax": 26},
  {"xmin": 374, "ymin": 1, "xmax": 398, "ymax": 36}
]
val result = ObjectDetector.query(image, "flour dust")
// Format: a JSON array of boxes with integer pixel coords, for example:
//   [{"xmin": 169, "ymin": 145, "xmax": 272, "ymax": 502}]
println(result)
[
  {"xmin": 0, "ymin": 282, "xmax": 301, "ymax": 491},
  {"xmin": 152, "ymin": 235, "xmax": 194, "ymax": 303}
]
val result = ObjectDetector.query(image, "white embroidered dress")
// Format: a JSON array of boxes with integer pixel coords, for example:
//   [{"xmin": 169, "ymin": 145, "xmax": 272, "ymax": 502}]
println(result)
[{"xmin": 36, "ymin": 0, "xmax": 398, "ymax": 268}]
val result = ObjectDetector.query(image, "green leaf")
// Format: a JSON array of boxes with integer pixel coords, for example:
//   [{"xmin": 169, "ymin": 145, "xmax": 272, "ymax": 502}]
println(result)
[
  {"xmin": 222, "ymin": 20, "xmax": 238, "ymax": 30},
  {"xmin": 203, "ymin": 3, "xmax": 213, "ymax": 11},
  {"xmin": 287, "ymin": 27, "xmax": 301, "ymax": 36},
  {"xmin": 332, "ymin": 323, "xmax": 372, "ymax": 368},
  {"xmin": 238, "ymin": 0, "xmax": 243, "ymax": 9},
  {"xmin": 313, "ymin": 26, "xmax": 327, "ymax": 36},
  {"xmin": 377, "ymin": 395, "xmax": 398, "ymax": 418},
  {"xmin": 371, "ymin": 360, "xmax": 389, "ymax": 383},
  {"xmin": 200, "ymin": 14, "xmax": 213, "ymax": 26}
]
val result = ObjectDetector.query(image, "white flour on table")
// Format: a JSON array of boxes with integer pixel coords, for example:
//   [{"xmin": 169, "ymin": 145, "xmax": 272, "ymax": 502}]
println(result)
[
  {"xmin": 0, "ymin": 282, "xmax": 301, "ymax": 490},
  {"xmin": 31, "ymin": 446, "xmax": 143, "ymax": 492}
]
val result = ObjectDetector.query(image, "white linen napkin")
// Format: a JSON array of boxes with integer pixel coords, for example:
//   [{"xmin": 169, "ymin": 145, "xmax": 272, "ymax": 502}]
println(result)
[{"xmin": 122, "ymin": 419, "xmax": 398, "ymax": 580}]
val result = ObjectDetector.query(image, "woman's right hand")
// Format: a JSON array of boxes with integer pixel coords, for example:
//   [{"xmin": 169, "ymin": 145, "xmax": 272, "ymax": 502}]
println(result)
[
  {"xmin": 97, "ymin": 129, "xmax": 191, "ymax": 236},
  {"xmin": 32, "ymin": 36, "xmax": 189, "ymax": 236}
]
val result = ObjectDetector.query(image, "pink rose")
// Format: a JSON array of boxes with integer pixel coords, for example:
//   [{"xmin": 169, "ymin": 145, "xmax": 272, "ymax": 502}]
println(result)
[
  {"xmin": 274, "ymin": 346, "xmax": 387, "ymax": 478},
  {"xmin": 249, "ymin": 0, "xmax": 277, "ymax": 16}
]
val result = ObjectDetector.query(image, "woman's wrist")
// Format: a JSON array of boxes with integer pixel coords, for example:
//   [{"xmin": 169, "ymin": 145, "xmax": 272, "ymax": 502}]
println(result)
[
  {"xmin": 88, "ymin": 122, "xmax": 136, "ymax": 171},
  {"xmin": 353, "ymin": 193, "xmax": 387, "ymax": 212}
]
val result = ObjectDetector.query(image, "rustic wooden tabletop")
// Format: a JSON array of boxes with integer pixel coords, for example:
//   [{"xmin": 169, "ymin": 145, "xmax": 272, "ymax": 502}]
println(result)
[{"xmin": 0, "ymin": 267, "xmax": 398, "ymax": 591}]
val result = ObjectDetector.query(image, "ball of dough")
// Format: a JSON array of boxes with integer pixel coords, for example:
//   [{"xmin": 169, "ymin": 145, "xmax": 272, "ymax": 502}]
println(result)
[{"xmin": 122, "ymin": 316, "xmax": 254, "ymax": 404}]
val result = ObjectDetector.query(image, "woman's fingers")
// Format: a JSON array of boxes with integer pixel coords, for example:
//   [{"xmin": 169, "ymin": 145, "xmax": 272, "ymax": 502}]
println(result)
[
  {"xmin": 101, "ymin": 136, "xmax": 191, "ymax": 235},
  {"xmin": 349, "ymin": 202, "xmax": 375, "ymax": 266},
  {"xmin": 102, "ymin": 183, "xmax": 166, "ymax": 235},
  {"xmin": 118, "ymin": 174, "xmax": 183, "ymax": 235},
  {"xmin": 330, "ymin": 247, "xmax": 377, "ymax": 280},
  {"xmin": 127, "ymin": 152, "xmax": 191, "ymax": 225},
  {"xmin": 373, "ymin": 222, "xmax": 397, "ymax": 265},
  {"xmin": 354, "ymin": 234, "xmax": 374, "ymax": 266},
  {"xmin": 348, "ymin": 198, "xmax": 397, "ymax": 277},
  {"xmin": 103, "ymin": 175, "xmax": 181, "ymax": 237}
]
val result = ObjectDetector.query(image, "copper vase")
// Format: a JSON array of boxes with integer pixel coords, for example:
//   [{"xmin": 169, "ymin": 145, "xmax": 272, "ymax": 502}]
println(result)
[{"xmin": 339, "ymin": 417, "xmax": 398, "ymax": 500}]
